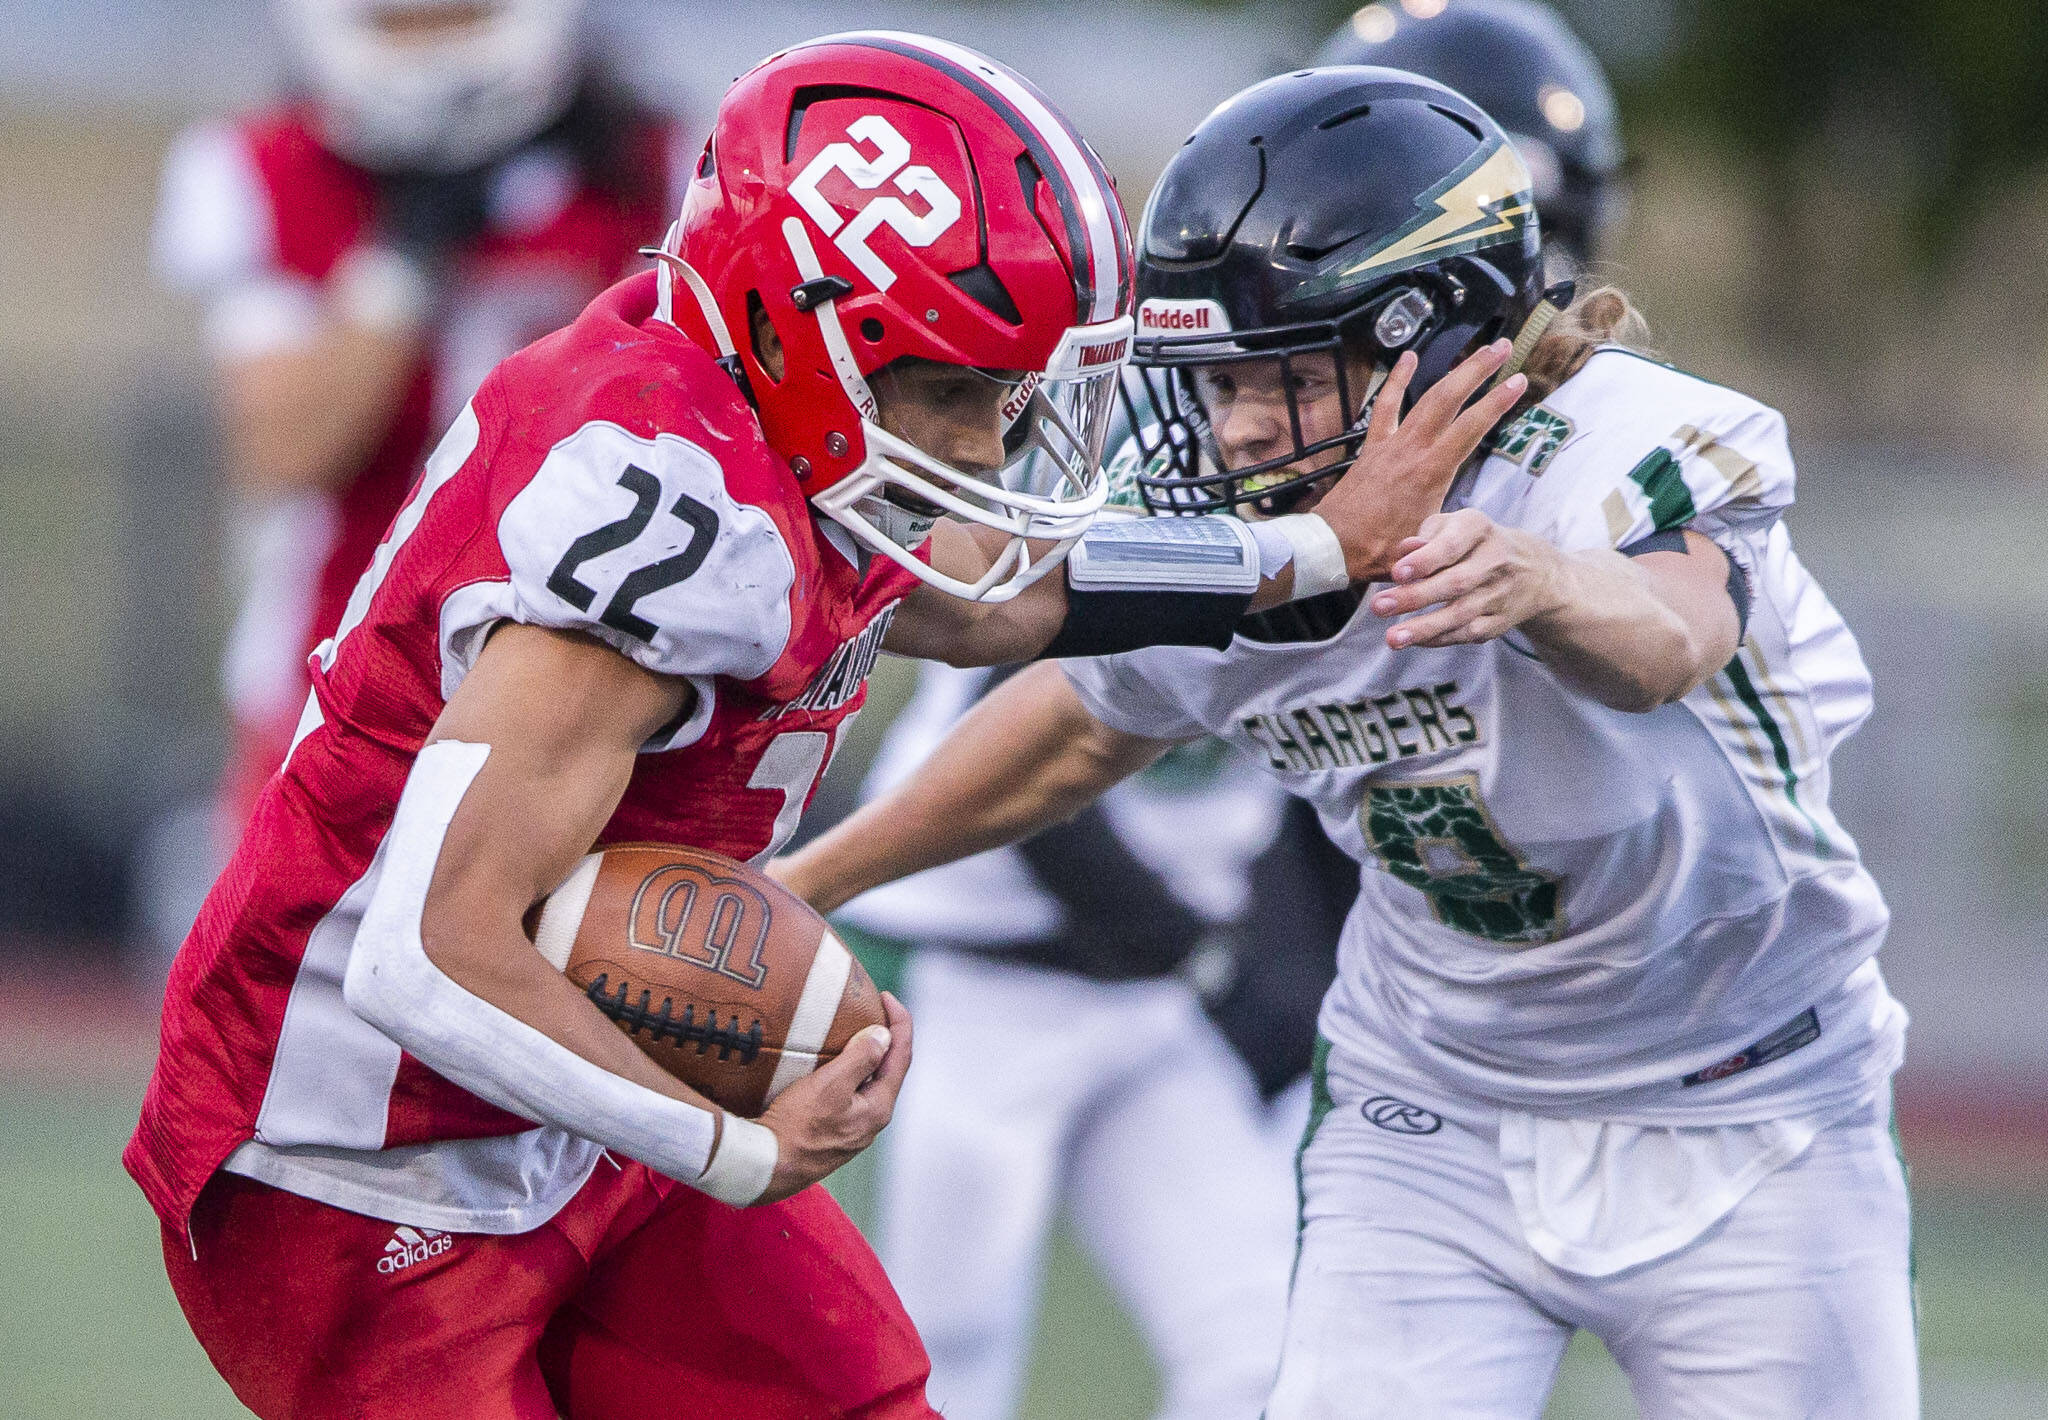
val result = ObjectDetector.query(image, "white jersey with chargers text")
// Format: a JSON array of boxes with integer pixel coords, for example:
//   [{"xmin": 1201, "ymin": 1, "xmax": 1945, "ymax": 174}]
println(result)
[{"xmin": 1064, "ymin": 348, "xmax": 1905, "ymax": 1126}]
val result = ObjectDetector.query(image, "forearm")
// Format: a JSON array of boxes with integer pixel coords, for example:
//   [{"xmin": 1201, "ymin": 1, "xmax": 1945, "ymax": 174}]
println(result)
[
  {"xmin": 223, "ymin": 320, "xmax": 423, "ymax": 495},
  {"xmin": 895, "ymin": 513, "xmax": 1345, "ymax": 666},
  {"xmin": 780, "ymin": 664, "xmax": 1168, "ymax": 914},
  {"xmin": 1524, "ymin": 549, "xmax": 1717, "ymax": 711},
  {"xmin": 344, "ymin": 742, "xmax": 776, "ymax": 1202}
]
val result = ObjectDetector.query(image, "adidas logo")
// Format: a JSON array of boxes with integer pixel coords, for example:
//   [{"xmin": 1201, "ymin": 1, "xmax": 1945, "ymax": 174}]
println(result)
[{"xmin": 376, "ymin": 1225, "xmax": 452, "ymax": 1274}]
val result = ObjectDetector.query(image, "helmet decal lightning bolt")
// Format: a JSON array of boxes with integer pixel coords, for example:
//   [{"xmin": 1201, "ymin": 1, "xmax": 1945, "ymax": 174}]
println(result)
[{"xmin": 1283, "ymin": 141, "xmax": 1535, "ymax": 307}]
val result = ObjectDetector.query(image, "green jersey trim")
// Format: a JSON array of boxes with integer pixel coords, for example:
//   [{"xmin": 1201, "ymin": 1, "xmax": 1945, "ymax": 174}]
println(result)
[
  {"xmin": 1627, "ymin": 446, "xmax": 1700, "ymax": 532},
  {"xmin": 1722, "ymin": 654, "xmax": 1830, "ymax": 854},
  {"xmin": 1291, "ymin": 1036, "xmax": 1336, "ymax": 1288}
]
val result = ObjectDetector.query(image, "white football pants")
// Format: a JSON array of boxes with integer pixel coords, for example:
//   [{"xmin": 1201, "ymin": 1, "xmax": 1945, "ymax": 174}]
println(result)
[
  {"xmin": 879, "ymin": 950, "xmax": 1298, "ymax": 1420},
  {"xmin": 1270, "ymin": 1046, "xmax": 1919, "ymax": 1420}
]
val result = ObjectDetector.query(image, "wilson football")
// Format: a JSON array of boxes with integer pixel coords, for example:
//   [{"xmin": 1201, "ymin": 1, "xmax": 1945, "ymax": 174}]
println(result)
[{"xmin": 531, "ymin": 842, "xmax": 883, "ymax": 1117}]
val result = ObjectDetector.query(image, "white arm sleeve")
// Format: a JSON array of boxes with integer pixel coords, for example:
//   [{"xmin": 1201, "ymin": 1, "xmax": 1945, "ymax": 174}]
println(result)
[{"xmin": 342, "ymin": 740, "xmax": 778, "ymax": 1206}]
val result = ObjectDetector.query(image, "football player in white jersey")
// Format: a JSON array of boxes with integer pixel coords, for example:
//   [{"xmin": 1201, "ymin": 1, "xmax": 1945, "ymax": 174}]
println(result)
[
  {"xmin": 832, "ymin": 17, "xmax": 1635, "ymax": 1420},
  {"xmin": 780, "ymin": 66, "xmax": 1916, "ymax": 1419}
]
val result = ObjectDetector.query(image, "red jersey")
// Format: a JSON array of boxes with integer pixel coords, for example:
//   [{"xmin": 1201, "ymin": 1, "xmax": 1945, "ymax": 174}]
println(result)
[
  {"xmin": 127, "ymin": 272, "xmax": 922, "ymax": 1238},
  {"xmin": 152, "ymin": 103, "xmax": 683, "ymax": 817}
]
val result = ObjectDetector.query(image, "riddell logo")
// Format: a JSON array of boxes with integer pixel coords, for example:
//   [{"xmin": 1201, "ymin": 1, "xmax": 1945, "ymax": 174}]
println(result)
[
  {"xmin": 377, "ymin": 1225, "xmax": 452, "ymax": 1274},
  {"xmin": 1138, "ymin": 299, "xmax": 1230, "ymax": 333}
]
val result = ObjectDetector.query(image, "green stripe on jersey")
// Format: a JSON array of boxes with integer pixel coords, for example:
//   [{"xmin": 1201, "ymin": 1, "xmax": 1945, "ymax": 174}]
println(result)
[
  {"xmin": 1722, "ymin": 654, "xmax": 1830, "ymax": 853},
  {"xmin": 1627, "ymin": 447, "xmax": 1699, "ymax": 532},
  {"xmin": 1291, "ymin": 1036, "xmax": 1336, "ymax": 1288}
]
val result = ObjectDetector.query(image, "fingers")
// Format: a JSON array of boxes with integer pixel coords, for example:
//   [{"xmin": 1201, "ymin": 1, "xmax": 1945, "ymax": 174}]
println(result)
[
  {"xmin": 1385, "ymin": 591, "xmax": 1506, "ymax": 648},
  {"xmin": 1387, "ymin": 510, "xmax": 1488, "ymax": 586},
  {"xmin": 795, "ymin": 1023, "xmax": 888, "ymax": 1115},
  {"xmin": 1442, "ymin": 370, "xmax": 1529, "ymax": 460},
  {"xmin": 1361, "ymin": 351, "xmax": 1417, "ymax": 446},
  {"xmin": 1404, "ymin": 339, "xmax": 1510, "ymax": 435},
  {"xmin": 1375, "ymin": 563, "xmax": 1484, "ymax": 622},
  {"xmin": 856, "ymin": 993, "xmax": 914, "ymax": 1108}
]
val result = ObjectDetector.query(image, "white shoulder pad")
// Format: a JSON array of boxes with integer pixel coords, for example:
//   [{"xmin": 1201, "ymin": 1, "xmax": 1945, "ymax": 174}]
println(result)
[
  {"xmin": 1517, "ymin": 349, "xmax": 1796, "ymax": 554},
  {"xmin": 152, "ymin": 121, "xmax": 275, "ymax": 294},
  {"xmin": 497, "ymin": 422, "xmax": 798, "ymax": 682}
]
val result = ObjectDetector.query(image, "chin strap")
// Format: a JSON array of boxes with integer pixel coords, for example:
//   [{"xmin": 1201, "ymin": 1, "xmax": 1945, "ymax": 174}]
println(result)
[
  {"xmin": 639, "ymin": 223, "xmax": 738, "ymax": 360},
  {"xmin": 643, "ymin": 225, "xmax": 756, "ymax": 405},
  {"xmin": 780, "ymin": 217, "xmax": 879, "ymax": 421},
  {"xmin": 1494, "ymin": 279, "xmax": 1576, "ymax": 388}
]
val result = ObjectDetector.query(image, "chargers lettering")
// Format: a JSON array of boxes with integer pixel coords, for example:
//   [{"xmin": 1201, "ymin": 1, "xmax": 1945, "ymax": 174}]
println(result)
[{"xmin": 1241, "ymin": 681, "xmax": 1479, "ymax": 772}]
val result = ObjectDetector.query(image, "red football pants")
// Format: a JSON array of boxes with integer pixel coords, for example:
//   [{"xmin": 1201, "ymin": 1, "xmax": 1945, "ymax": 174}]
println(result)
[{"xmin": 164, "ymin": 1161, "xmax": 936, "ymax": 1419}]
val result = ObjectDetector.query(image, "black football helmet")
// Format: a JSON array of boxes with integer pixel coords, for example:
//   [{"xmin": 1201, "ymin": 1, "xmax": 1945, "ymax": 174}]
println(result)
[
  {"xmin": 1316, "ymin": 0, "xmax": 1624, "ymax": 269},
  {"xmin": 1122, "ymin": 67, "xmax": 1547, "ymax": 520}
]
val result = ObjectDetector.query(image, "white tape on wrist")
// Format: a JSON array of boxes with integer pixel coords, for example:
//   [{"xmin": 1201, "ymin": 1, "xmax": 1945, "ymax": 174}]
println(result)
[
  {"xmin": 697, "ymin": 1114, "xmax": 779, "ymax": 1206},
  {"xmin": 1269, "ymin": 513, "xmax": 1351, "ymax": 599}
]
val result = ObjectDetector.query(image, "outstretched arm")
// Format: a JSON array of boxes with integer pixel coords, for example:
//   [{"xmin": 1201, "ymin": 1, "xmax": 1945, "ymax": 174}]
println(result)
[
  {"xmin": 773, "ymin": 662, "xmax": 1174, "ymax": 915},
  {"xmin": 886, "ymin": 342, "xmax": 1528, "ymax": 667},
  {"xmin": 1368, "ymin": 516, "xmax": 1743, "ymax": 711}
]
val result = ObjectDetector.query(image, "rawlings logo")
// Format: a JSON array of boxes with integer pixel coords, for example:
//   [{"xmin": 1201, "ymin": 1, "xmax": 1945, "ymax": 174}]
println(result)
[
  {"xmin": 1360, "ymin": 1095, "xmax": 1443, "ymax": 1135},
  {"xmin": 627, "ymin": 863, "xmax": 774, "ymax": 989},
  {"xmin": 790, "ymin": 114, "xmax": 963, "ymax": 292}
]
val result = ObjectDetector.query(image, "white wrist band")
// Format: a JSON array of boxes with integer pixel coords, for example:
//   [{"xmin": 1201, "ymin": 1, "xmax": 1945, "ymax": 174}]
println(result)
[
  {"xmin": 330, "ymin": 245, "xmax": 435, "ymax": 335},
  {"xmin": 697, "ymin": 1114, "xmax": 779, "ymax": 1206},
  {"xmin": 1269, "ymin": 513, "xmax": 1351, "ymax": 598}
]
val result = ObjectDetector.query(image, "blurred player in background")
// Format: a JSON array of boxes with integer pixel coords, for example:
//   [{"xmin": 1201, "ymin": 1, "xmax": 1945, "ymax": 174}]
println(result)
[
  {"xmin": 1317, "ymin": 0, "xmax": 1626, "ymax": 279},
  {"xmin": 127, "ymin": 30, "xmax": 1521, "ymax": 1417},
  {"xmin": 152, "ymin": 0, "xmax": 685, "ymax": 830},
  {"xmin": 785, "ymin": 62, "xmax": 1915, "ymax": 1420},
  {"xmin": 827, "ymin": 6, "xmax": 1625, "ymax": 1417}
]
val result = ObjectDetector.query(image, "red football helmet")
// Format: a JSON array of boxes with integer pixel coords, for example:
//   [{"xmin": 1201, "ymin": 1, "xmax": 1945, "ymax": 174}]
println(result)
[{"xmin": 652, "ymin": 31, "xmax": 1135, "ymax": 600}]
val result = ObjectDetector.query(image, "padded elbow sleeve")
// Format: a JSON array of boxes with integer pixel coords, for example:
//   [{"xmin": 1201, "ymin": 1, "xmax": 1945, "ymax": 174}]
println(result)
[{"xmin": 1038, "ymin": 514, "xmax": 1259, "ymax": 658}]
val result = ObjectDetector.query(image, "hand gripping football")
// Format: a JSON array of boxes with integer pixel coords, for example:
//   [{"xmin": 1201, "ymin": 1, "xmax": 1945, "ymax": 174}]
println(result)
[{"xmin": 531, "ymin": 843, "xmax": 883, "ymax": 1117}]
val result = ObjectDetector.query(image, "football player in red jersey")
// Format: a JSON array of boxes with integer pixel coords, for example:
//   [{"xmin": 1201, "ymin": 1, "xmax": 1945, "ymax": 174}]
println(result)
[
  {"xmin": 129, "ymin": 31, "xmax": 1524, "ymax": 1420},
  {"xmin": 154, "ymin": 0, "xmax": 686, "ymax": 827}
]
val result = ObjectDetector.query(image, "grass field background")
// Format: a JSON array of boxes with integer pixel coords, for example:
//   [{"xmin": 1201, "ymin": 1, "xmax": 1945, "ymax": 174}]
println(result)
[{"xmin": 6, "ymin": 1079, "xmax": 2047, "ymax": 1419}]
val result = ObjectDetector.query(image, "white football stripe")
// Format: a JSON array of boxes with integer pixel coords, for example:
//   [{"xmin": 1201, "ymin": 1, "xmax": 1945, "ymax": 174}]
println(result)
[
  {"xmin": 763, "ymin": 928, "xmax": 854, "ymax": 1101},
  {"xmin": 533, "ymin": 853, "xmax": 603, "ymax": 970},
  {"xmin": 762, "ymin": 1050, "xmax": 821, "ymax": 1106},
  {"xmin": 865, "ymin": 31, "xmax": 1121, "ymax": 323}
]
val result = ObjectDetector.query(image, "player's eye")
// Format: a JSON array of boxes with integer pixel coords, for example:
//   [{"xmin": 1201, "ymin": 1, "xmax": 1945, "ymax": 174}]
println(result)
[{"xmin": 933, "ymin": 378, "xmax": 979, "ymax": 407}]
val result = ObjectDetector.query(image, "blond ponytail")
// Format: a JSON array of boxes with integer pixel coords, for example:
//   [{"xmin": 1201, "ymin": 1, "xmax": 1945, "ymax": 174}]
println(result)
[{"xmin": 1517, "ymin": 285, "xmax": 1652, "ymax": 405}]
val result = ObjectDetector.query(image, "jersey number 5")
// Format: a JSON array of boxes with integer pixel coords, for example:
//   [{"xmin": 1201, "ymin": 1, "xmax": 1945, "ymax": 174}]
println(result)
[
  {"xmin": 1360, "ymin": 774, "xmax": 1562, "ymax": 945},
  {"xmin": 547, "ymin": 465, "xmax": 718, "ymax": 642}
]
